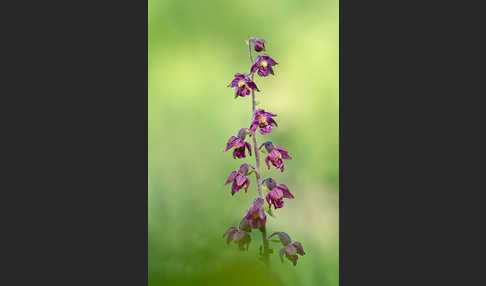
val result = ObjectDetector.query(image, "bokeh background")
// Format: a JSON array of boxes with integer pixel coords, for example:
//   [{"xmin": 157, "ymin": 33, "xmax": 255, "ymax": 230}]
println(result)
[{"xmin": 149, "ymin": 0, "xmax": 338, "ymax": 285}]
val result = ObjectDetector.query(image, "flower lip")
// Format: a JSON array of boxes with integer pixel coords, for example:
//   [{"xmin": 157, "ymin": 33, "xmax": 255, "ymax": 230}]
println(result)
[
  {"xmin": 237, "ymin": 79, "xmax": 246, "ymax": 87},
  {"xmin": 258, "ymin": 115, "xmax": 267, "ymax": 125}
]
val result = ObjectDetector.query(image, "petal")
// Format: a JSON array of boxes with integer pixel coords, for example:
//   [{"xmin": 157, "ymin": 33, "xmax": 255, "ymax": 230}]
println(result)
[
  {"xmin": 269, "ymin": 66, "xmax": 274, "ymax": 75},
  {"xmin": 260, "ymin": 125, "xmax": 272, "ymax": 135},
  {"xmin": 264, "ymin": 55, "xmax": 278, "ymax": 66},
  {"xmin": 279, "ymin": 248, "xmax": 285, "ymax": 263},
  {"xmin": 228, "ymin": 79, "xmax": 239, "ymax": 87},
  {"xmin": 249, "ymin": 122, "xmax": 258, "ymax": 134},
  {"xmin": 239, "ymin": 217, "xmax": 250, "ymax": 232},
  {"xmin": 225, "ymin": 136, "xmax": 238, "ymax": 151},
  {"xmin": 265, "ymin": 155, "xmax": 271, "ymax": 169},
  {"xmin": 244, "ymin": 178, "xmax": 250, "ymax": 192},
  {"xmin": 224, "ymin": 171, "xmax": 238, "ymax": 185},
  {"xmin": 236, "ymin": 174, "xmax": 246, "ymax": 186},
  {"xmin": 232, "ymin": 230, "xmax": 246, "ymax": 241},
  {"xmin": 231, "ymin": 182, "xmax": 240, "ymax": 195},
  {"xmin": 254, "ymin": 197, "xmax": 265, "ymax": 208},
  {"xmin": 245, "ymin": 142, "xmax": 252, "ymax": 156},
  {"xmin": 275, "ymin": 146, "xmax": 287, "ymax": 152},
  {"xmin": 268, "ymin": 117, "xmax": 278, "ymax": 127},
  {"xmin": 265, "ymin": 192, "xmax": 272, "ymax": 207},
  {"xmin": 287, "ymin": 253, "xmax": 298, "ymax": 266},
  {"xmin": 292, "ymin": 242, "xmax": 305, "ymax": 256},
  {"xmin": 277, "ymin": 232, "xmax": 292, "ymax": 246},
  {"xmin": 276, "ymin": 147, "xmax": 292, "ymax": 159},
  {"xmin": 250, "ymin": 63, "xmax": 258, "ymax": 74},
  {"xmin": 278, "ymin": 184, "xmax": 294, "ymax": 198},
  {"xmin": 224, "ymin": 227, "xmax": 238, "ymax": 244},
  {"xmin": 247, "ymin": 81, "xmax": 259, "ymax": 91},
  {"xmin": 223, "ymin": 226, "xmax": 237, "ymax": 238},
  {"xmin": 284, "ymin": 244, "xmax": 297, "ymax": 255}
]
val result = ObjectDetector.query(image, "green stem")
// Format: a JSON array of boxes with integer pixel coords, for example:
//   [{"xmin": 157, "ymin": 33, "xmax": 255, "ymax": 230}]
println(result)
[{"xmin": 248, "ymin": 38, "xmax": 270, "ymax": 267}]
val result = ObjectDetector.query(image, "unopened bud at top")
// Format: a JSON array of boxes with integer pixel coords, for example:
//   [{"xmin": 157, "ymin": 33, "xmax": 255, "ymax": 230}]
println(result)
[{"xmin": 251, "ymin": 37, "xmax": 266, "ymax": 52}]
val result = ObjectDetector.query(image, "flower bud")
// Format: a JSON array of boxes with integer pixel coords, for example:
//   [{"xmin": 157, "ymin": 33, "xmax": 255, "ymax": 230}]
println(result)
[{"xmin": 251, "ymin": 37, "xmax": 266, "ymax": 52}]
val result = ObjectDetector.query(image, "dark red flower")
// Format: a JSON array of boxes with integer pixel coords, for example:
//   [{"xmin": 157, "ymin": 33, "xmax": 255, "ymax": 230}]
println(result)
[
  {"xmin": 225, "ymin": 163, "xmax": 252, "ymax": 195},
  {"xmin": 225, "ymin": 128, "xmax": 252, "ymax": 159},
  {"xmin": 250, "ymin": 54, "xmax": 277, "ymax": 77},
  {"xmin": 245, "ymin": 197, "xmax": 267, "ymax": 229},
  {"xmin": 251, "ymin": 37, "xmax": 266, "ymax": 52},
  {"xmin": 263, "ymin": 178, "xmax": 295, "ymax": 209},
  {"xmin": 249, "ymin": 109, "xmax": 278, "ymax": 135},
  {"xmin": 260, "ymin": 141, "xmax": 292, "ymax": 172},
  {"xmin": 228, "ymin": 73, "xmax": 259, "ymax": 98}
]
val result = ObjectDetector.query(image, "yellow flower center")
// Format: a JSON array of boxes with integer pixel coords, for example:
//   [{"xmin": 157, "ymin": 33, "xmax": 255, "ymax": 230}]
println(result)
[
  {"xmin": 278, "ymin": 153, "xmax": 282, "ymax": 159},
  {"xmin": 261, "ymin": 60, "xmax": 268, "ymax": 68},
  {"xmin": 238, "ymin": 79, "xmax": 246, "ymax": 87},
  {"xmin": 258, "ymin": 116, "xmax": 267, "ymax": 125}
]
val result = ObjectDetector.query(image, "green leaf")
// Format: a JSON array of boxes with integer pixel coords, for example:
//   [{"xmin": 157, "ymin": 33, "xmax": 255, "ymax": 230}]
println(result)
[{"xmin": 264, "ymin": 205, "xmax": 275, "ymax": 217}]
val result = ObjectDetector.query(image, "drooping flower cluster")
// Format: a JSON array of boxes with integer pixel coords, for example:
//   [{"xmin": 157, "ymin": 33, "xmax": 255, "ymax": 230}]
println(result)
[
  {"xmin": 251, "ymin": 55, "xmax": 278, "ymax": 77},
  {"xmin": 268, "ymin": 232, "xmax": 305, "ymax": 266},
  {"xmin": 222, "ymin": 37, "xmax": 305, "ymax": 266},
  {"xmin": 244, "ymin": 197, "xmax": 267, "ymax": 229},
  {"xmin": 223, "ymin": 217, "xmax": 252, "ymax": 251},
  {"xmin": 225, "ymin": 163, "xmax": 252, "ymax": 195},
  {"xmin": 225, "ymin": 128, "xmax": 252, "ymax": 159},
  {"xmin": 250, "ymin": 109, "xmax": 278, "ymax": 135},
  {"xmin": 261, "ymin": 141, "xmax": 292, "ymax": 172},
  {"xmin": 228, "ymin": 73, "xmax": 259, "ymax": 99},
  {"xmin": 263, "ymin": 178, "xmax": 294, "ymax": 209}
]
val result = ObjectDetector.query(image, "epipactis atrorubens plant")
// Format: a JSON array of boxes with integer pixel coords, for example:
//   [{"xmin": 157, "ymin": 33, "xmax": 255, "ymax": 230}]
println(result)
[{"xmin": 222, "ymin": 37, "xmax": 306, "ymax": 267}]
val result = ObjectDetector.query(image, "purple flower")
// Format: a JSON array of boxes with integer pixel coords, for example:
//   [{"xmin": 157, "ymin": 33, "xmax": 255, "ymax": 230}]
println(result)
[
  {"xmin": 225, "ymin": 128, "xmax": 252, "ymax": 159},
  {"xmin": 228, "ymin": 73, "xmax": 259, "ymax": 98},
  {"xmin": 225, "ymin": 163, "xmax": 252, "ymax": 195},
  {"xmin": 268, "ymin": 232, "xmax": 305, "ymax": 266},
  {"xmin": 260, "ymin": 141, "xmax": 292, "ymax": 172},
  {"xmin": 245, "ymin": 197, "xmax": 267, "ymax": 229},
  {"xmin": 250, "ymin": 54, "xmax": 277, "ymax": 77},
  {"xmin": 223, "ymin": 220, "xmax": 252, "ymax": 251},
  {"xmin": 251, "ymin": 37, "xmax": 266, "ymax": 52},
  {"xmin": 263, "ymin": 178, "xmax": 295, "ymax": 209},
  {"xmin": 249, "ymin": 109, "xmax": 278, "ymax": 135}
]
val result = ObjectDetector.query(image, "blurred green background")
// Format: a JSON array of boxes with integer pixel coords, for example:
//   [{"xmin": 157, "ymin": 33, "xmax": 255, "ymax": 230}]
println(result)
[{"xmin": 149, "ymin": 0, "xmax": 338, "ymax": 285}]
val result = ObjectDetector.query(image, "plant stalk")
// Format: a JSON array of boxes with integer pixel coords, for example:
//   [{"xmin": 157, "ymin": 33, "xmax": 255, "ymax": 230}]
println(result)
[{"xmin": 248, "ymin": 39, "xmax": 270, "ymax": 267}]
